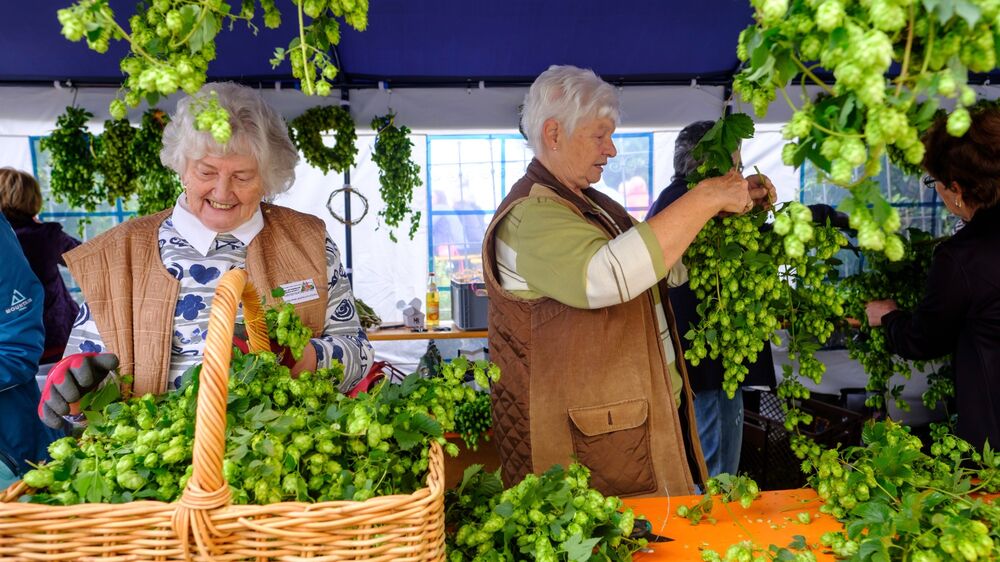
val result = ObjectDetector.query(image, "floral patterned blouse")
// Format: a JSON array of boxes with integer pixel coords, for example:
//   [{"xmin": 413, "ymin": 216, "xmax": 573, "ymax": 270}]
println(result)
[{"xmin": 66, "ymin": 208, "xmax": 373, "ymax": 392}]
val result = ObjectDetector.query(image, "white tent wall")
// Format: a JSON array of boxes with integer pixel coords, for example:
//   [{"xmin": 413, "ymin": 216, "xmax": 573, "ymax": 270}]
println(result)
[{"xmin": 0, "ymin": 136, "xmax": 33, "ymax": 175}]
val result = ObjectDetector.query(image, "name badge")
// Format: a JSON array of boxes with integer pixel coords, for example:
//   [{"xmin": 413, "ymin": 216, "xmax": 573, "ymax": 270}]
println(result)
[{"xmin": 278, "ymin": 279, "xmax": 320, "ymax": 305}]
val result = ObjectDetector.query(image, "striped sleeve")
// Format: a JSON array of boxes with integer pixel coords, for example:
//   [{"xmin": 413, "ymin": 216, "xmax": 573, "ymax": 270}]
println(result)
[
  {"xmin": 495, "ymin": 197, "xmax": 669, "ymax": 309},
  {"xmin": 65, "ymin": 302, "xmax": 106, "ymax": 355}
]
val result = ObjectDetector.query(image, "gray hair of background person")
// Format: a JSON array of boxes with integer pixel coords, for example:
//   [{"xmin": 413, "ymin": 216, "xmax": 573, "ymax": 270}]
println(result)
[
  {"xmin": 672, "ymin": 120, "xmax": 716, "ymax": 181},
  {"xmin": 520, "ymin": 65, "xmax": 621, "ymax": 154},
  {"xmin": 160, "ymin": 82, "xmax": 300, "ymax": 196}
]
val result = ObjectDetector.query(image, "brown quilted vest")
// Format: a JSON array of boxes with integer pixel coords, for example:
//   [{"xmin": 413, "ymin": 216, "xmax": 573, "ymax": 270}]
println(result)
[
  {"xmin": 483, "ymin": 159, "xmax": 708, "ymax": 497},
  {"xmin": 64, "ymin": 203, "xmax": 329, "ymax": 396}
]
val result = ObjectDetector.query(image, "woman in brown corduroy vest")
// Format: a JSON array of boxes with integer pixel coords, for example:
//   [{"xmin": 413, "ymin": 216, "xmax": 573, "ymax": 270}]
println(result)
[{"xmin": 483, "ymin": 65, "xmax": 775, "ymax": 497}]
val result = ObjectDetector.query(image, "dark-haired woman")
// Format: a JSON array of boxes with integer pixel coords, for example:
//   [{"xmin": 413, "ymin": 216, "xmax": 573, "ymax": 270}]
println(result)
[{"xmin": 866, "ymin": 106, "xmax": 1000, "ymax": 449}]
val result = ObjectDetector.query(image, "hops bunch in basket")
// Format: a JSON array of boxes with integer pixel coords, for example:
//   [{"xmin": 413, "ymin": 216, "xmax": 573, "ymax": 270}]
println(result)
[{"xmin": 20, "ymin": 305, "xmax": 500, "ymax": 505}]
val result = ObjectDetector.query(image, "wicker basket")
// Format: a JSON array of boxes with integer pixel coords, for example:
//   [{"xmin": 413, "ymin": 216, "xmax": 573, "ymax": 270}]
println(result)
[{"xmin": 0, "ymin": 269, "xmax": 445, "ymax": 561}]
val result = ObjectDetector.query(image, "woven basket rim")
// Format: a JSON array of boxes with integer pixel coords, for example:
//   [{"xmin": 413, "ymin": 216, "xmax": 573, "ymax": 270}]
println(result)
[{"xmin": 0, "ymin": 270, "xmax": 445, "ymax": 561}]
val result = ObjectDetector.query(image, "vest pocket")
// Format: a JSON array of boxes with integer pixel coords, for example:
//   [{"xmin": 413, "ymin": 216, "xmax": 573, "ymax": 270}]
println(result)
[{"xmin": 567, "ymin": 398, "xmax": 657, "ymax": 497}]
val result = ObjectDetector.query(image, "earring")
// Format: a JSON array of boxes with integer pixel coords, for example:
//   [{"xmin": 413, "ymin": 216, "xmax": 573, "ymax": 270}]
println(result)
[
  {"xmin": 956, "ymin": 197, "xmax": 963, "ymax": 209},
  {"xmin": 552, "ymin": 145, "xmax": 558, "ymax": 152}
]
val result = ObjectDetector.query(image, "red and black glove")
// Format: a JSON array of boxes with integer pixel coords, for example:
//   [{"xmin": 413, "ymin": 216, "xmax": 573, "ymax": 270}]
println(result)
[{"xmin": 38, "ymin": 353, "xmax": 119, "ymax": 429}]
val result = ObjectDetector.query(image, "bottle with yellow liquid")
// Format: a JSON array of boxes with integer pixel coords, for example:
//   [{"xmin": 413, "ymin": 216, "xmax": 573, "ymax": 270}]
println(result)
[{"xmin": 425, "ymin": 272, "xmax": 440, "ymax": 328}]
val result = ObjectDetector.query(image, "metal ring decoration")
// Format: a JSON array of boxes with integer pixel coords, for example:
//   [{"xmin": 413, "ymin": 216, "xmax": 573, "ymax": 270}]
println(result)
[{"xmin": 326, "ymin": 185, "xmax": 370, "ymax": 226}]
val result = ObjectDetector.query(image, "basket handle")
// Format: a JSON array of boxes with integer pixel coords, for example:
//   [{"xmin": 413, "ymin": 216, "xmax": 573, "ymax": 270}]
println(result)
[{"xmin": 172, "ymin": 268, "xmax": 269, "ymax": 559}]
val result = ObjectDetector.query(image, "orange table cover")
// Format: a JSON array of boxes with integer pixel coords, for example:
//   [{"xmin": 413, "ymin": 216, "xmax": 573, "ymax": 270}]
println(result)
[{"xmin": 623, "ymin": 488, "xmax": 842, "ymax": 561}]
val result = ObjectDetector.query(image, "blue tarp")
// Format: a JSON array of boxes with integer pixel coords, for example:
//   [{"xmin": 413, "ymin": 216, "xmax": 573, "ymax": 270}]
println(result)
[{"xmin": 1, "ymin": 1, "xmax": 755, "ymax": 87}]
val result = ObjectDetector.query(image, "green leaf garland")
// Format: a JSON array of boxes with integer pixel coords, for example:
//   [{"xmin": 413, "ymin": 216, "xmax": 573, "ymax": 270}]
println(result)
[
  {"xmin": 41, "ymin": 107, "xmax": 180, "ymax": 220},
  {"xmin": 289, "ymin": 105, "xmax": 358, "ymax": 175}
]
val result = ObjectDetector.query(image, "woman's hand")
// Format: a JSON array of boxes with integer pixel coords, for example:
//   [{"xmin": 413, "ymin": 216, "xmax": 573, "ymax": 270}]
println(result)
[
  {"xmin": 696, "ymin": 169, "xmax": 751, "ymax": 215},
  {"xmin": 865, "ymin": 299, "xmax": 898, "ymax": 327},
  {"xmin": 746, "ymin": 172, "xmax": 777, "ymax": 210}
]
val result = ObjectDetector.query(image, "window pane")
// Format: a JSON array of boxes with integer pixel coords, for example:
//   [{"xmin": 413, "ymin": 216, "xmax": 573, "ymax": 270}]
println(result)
[
  {"xmin": 427, "ymin": 135, "xmax": 517, "ymax": 321},
  {"xmin": 593, "ymin": 134, "xmax": 653, "ymax": 220}
]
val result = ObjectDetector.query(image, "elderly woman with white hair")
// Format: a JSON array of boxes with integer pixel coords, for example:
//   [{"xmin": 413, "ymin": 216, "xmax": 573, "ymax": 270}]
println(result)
[
  {"xmin": 38, "ymin": 83, "xmax": 373, "ymax": 428},
  {"xmin": 483, "ymin": 65, "xmax": 772, "ymax": 497}
]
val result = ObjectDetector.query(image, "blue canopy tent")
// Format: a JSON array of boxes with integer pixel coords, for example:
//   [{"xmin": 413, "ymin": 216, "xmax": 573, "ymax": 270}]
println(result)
[
  {"xmin": 0, "ymin": 1, "xmax": 763, "ymax": 279},
  {"xmin": 0, "ymin": 1, "xmax": 755, "ymax": 87}
]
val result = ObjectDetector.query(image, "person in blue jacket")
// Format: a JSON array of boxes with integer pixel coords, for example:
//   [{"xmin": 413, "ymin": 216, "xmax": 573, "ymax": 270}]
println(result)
[{"xmin": 0, "ymin": 212, "xmax": 62, "ymax": 486}]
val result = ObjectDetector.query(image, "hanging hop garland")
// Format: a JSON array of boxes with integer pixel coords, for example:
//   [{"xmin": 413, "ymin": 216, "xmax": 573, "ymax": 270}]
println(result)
[
  {"xmin": 289, "ymin": 105, "xmax": 358, "ymax": 175},
  {"xmin": 94, "ymin": 117, "xmax": 139, "ymax": 203},
  {"xmin": 40, "ymin": 107, "xmax": 179, "ymax": 220},
  {"xmin": 40, "ymin": 106, "xmax": 101, "ymax": 212},
  {"xmin": 370, "ymin": 113, "xmax": 422, "ymax": 242},
  {"xmin": 133, "ymin": 109, "xmax": 182, "ymax": 216}
]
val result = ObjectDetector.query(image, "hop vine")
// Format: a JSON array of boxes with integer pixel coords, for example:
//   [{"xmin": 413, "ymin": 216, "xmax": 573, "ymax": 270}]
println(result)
[
  {"xmin": 682, "ymin": 113, "xmax": 847, "ymax": 414},
  {"xmin": 737, "ymin": 0, "xmax": 999, "ymax": 257},
  {"xmin": 840, "ymin": 228, "xmax": 952, "ymax": 412},
  {"xmin": 371, "ymin": 113, "xmax": 422, "ymax": 242},
  {"xmin": 55, "ymin": 0, "xmax": 370, "ymax": 143}
]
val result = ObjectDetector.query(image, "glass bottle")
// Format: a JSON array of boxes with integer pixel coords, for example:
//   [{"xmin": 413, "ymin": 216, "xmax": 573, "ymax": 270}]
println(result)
[{"xmin": 425, "ymin": 272, "xmax": 440, "ymax": 328}]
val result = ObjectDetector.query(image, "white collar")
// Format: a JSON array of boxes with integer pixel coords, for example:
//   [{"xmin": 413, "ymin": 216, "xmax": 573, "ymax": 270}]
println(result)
[{"xmin": 171, "ymin": 195, "xmax": 265, "ymax": 257}]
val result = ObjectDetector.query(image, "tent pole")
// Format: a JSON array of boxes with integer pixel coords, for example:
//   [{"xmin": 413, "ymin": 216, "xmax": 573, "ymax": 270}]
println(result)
[{"xmin": 341, "ymin": 87, "xmax": 353, "ymax": 286}]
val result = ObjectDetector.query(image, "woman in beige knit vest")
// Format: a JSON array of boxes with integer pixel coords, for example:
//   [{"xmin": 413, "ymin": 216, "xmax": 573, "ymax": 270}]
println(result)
[{"xmin": 38, "ymin": 83, "xmax": 373, "ymax": 430}]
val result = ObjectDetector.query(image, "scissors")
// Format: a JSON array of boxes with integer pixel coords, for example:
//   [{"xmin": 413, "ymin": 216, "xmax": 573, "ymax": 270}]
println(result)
[{"xmin": 630, "ymin": 518, "xmax": 674, "ymax": 543}]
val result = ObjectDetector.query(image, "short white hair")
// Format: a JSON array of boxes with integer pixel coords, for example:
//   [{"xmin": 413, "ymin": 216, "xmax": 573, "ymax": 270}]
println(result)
[
  {"xmin": 161, "ymin": 82, "xmax": 299, "ymax": 196},
  {"xmin": 521, "ymin": 65, "xmax": 620, "ymax": 154}
]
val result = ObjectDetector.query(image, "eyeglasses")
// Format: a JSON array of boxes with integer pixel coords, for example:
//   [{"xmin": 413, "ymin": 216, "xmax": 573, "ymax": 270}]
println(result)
[{"xmin": 922, "ymin": 175, "xmax": 938, "ymax": 189}]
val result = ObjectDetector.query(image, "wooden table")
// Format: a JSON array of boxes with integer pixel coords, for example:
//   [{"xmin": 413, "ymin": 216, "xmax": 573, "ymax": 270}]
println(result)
[
  {"xmin": 623, "ymin": 489, "xmax": 841, "ymax": 561},
  {"xmin": 366, "ymin": 322, "xmax": 487, "ymax": 341}
]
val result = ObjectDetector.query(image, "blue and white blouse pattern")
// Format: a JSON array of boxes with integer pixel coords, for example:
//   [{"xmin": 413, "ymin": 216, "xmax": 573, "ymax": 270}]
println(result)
[{"xmin": 66, "ymin": 217, "xmax": 374, "ymax": 392}]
